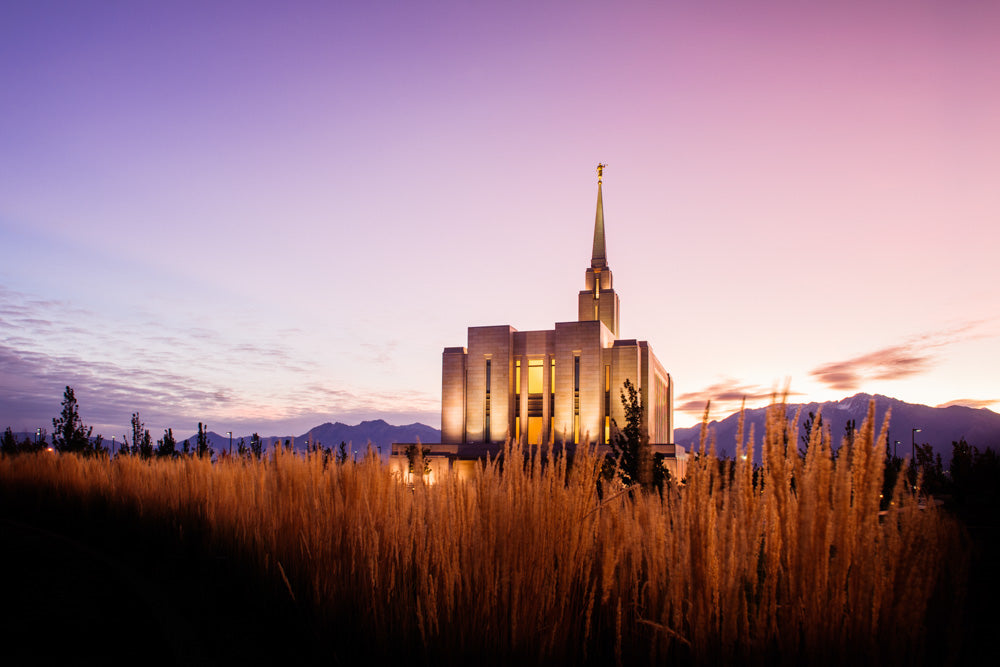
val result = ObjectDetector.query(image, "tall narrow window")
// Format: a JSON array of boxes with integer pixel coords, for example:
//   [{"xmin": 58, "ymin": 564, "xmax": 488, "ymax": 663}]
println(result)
[
  {"xmin": 485, "ymin": 359, "xmax": 491, "ymax": 443},
  {"xmin": 528, "ymin": 359, "xmax": 543, "ymax": 394},
  {"xmin": 514, "ymin": 360, "xmax": 521, "ymax": 426},
  {"xmin": 573, "ymin": 355, "xmax": 580, "ymax": 445},
  {"xmin": 550, "ymin": 358, "xmax": 555, "ymax": 444},
  {"xmin": 604, "ymin": 364, "xmax": 611, "ymax": 420}
]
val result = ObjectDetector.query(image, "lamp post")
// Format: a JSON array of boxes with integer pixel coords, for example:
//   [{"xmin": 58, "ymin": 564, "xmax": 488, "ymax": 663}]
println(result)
[
  {"xmin": 35, "ymin": 428, "xmax": 41, "ymax": 446},
  {"xmin": 894, "ymin": 440, "xmax": 900, "ymax": 458},
  {"xmin": 911, "ymin": 428, "xmax": 921, "ymax": 463},
  {"xmin": 227, "ymin": 431, "xmax": 233, "ymax": 455},
  {"xmin": 112, "ymin": 435, "xmax": 116, "ymax": 456}
]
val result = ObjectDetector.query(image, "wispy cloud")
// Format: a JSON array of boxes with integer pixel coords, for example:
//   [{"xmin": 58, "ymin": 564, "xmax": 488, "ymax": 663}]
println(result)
[
  {"xmin": 809, "ymin": 322, "xmax": 988, "ymax": 391},
  {"xmin": 361, "ymin": 340, "xmax": 398, "ymax": 366},
  {"xmin": 0, "ymin": 285, "xmax": 437, "ymax": 435},
  {"xmin": 936, "ymin": 398, "xmax": 999, "ymax": 410},
  {"xmin": 676, "ymin": 379, "xmax": 800, "ymax": 418}
]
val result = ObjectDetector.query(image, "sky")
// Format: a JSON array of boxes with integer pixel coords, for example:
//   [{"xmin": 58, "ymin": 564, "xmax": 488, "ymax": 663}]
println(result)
[{"xmin": 1, "ymin": 0, "xmax": 998, "ymax": 442}]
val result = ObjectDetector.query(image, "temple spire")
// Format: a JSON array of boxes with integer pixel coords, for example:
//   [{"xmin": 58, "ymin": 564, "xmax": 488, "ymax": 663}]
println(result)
[{"xmin": 592, "ymin": 163, "xmax": 607, "ymax": 269}]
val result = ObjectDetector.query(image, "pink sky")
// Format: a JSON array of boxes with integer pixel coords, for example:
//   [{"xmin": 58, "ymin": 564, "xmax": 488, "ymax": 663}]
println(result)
[{"xmin": 1, "ymin": 1, "xmax": 998, "ymax": 440}]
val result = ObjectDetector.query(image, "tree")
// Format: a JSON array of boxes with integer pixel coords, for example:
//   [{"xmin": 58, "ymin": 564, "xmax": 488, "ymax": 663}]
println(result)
[
  {"xmin": 52, "ymin": 386, "xmax": 95, "ymax": 455},
  {"xmin": 196, "ymin": 422, "xmax": 212, "ymax": 459},
  {"xmin": 404, "ymin": 442, "xmax": 431, "ymax": 481},
  {"xmin": 1, "ymin": 427, "xmax": 19, "ymax": 455},
  {"xmin": 605, "ymin": 379, "xmax": 668, "ymax": 492},
  {"xmin": 336, "ymin": 441, "xmax": 349, "ymax": 465},
  {"xmin": 914, "ymin": 443, "xmax": 946, "ymax": 496},
  {"xmin": 156, "ymin": 428, "xmax": 177, "ymax": 458},
  {"xmin": 250, "ymin": 433, "xmax": 263, "ymax": 459},
  {"xmin": 130, "ymin": 412, "xmax": 154, "ymax": 459},
  {"xmin": 800, "ymin": 411, "xmax": 824, "ymax": 457},
  {"xmin": 950, "ymin": 438, "xmax": 1000, "ymax": 513}
]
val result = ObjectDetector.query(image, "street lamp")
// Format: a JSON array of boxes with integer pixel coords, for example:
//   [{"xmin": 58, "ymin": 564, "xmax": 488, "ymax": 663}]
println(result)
[
  {"xmin": 35, "ymin": 428, "xmax": 41, "ymax": 445},
  {"xmin": 112, "ymin": 435, "xmax": 116, "ymax": 456},
  {"xmin": 911, "ymin": 428, "xmax": 921, "ymax": 463},
  {"xmin": 227, "ymin": 431, "xmax": 233, "ymax": 455},
  {"xmin": 894, "ymin": 440, "xmax": 900, "ymax": 458}
]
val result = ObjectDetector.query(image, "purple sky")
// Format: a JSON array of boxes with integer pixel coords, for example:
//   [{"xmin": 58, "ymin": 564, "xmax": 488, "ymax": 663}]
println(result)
[{"xmin": 2, "ymin": 1, "xmax": 998, "ymax": 441}]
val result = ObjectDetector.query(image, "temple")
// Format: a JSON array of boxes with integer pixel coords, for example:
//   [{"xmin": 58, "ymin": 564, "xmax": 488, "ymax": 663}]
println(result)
[{"xmin": 392, "ymin": 166, "xmax": 685, "ymax": 480}]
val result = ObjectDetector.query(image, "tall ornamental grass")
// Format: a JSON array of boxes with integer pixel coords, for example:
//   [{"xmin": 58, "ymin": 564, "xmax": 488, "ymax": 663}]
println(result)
[{"xmin": 0, "ymin": 399, "xmax": 967, "ymax": 665}]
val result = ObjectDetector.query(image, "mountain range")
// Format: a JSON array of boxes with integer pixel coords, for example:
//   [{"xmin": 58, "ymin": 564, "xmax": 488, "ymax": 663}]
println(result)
[
  {"xmin": 183, "ymin": 419, "xmax": 440, "ymax": 460},
  {"xmin": 672, "ymin": 393, "xmax": 1000, "ymax": 465}
]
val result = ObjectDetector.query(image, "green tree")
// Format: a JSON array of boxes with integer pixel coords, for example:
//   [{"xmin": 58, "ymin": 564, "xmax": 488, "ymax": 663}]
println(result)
[
  {"xmin": 130, "ymin": 412, "xmax": 154, "ymax": 459},
  {"xmin": 1, "ymin": 427, "xmax": 19, "ymax": 455},
  {"xmin": 404, "ymin": 442, "xmax": 430, "ymax": 481},
  {"xmin": 52, "ymin": 386, "xmax": 95, "ymax": 454},
  {"xmin": 950, "ymin": 438, "xmax": 1000, "ymax": 514},
  {"xmin": 156, "ymin": 428, "xmax": 177, "ymax": 458},
  {"xmin": 605, "ymin": 379, "xmax": 668, "ymax": 491},
  {"xmin": 337, "ymin": 441, "xmax": 349, "ymax": 465},
  {"xmin": 800, "ymin": 411, "xmax": 824, "ymax": 457},
  {"xmin": 914, "ymin": 443, "xmax": 946, "ymax": 495},
  {"xmin": 196, "ymin": 422, "xmax": 212, "ymax": 459},
  {"xmin": 250, "ymin": 432, "xmax": 263, "ymax": 458}
]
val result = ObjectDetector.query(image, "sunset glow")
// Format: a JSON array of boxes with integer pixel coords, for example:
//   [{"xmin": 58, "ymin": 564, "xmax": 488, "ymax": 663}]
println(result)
[{"xmin": 2, "ymin": 1, "xmax": 998, "ymax": 439}]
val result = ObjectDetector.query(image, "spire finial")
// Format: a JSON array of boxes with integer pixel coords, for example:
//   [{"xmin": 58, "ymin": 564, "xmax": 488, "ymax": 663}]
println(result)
[{"xmin": 591, "ymin": 164, "xmax": 607, "ymax": 268}]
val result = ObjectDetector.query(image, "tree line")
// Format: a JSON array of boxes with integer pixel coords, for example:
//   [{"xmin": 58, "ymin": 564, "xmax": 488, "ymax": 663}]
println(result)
[{"xmin": 1, "ymin": 386, "xmax": 355, "ymax": 466}]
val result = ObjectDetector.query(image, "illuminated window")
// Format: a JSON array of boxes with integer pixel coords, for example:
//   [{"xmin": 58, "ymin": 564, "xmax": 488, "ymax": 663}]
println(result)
[
  {"xmin": 550, "ymin": 358, "xmax": 555, "ymax": 443},
  {"xmin": 485, "ymin": 359, "xmax": 491, "ymax": 443},
  {"xmin": 604, "ymin": 365, "xmax": 611, "ymax": 415},
  {"xmin": 528, "ymin": 359, "xmax": 543, "ymax": 394},
  {"xmin": 605, "ymin": 416, "xmax": 610, "ymax": 445},
  {"xmin": 528, "ymin": 416, "xmax": 542, "ymax": 446},
  {"xmin": 573, "ymin": 355, "xmax": 580, "ymax": 445},
  {"xmin": 515, "ymin": 360, "xmax": 521, "ymax": 396}
]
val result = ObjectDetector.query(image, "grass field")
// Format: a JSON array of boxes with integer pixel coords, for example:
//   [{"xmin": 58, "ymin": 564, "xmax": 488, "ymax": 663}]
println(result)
[{"xmin": 0, "ymin": 400, "xmax": 968, "ymax": 665}]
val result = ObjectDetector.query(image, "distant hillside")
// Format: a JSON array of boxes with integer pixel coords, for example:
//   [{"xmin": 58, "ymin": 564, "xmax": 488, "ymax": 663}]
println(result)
[
  {"xmin": 179, "ymin": 420, "xmax": 440, "ymax": 460},
  {"xmin": 673, "ymin": 393, "xmax": 1000, "ymax": 465},
  {"xmin": 274, "ymin": 420, "xmax": 440, "ymax": 457}
]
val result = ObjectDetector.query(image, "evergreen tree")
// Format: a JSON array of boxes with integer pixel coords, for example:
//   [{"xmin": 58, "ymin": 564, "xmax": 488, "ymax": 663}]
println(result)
[
  {"xmin": 130, "ymin": 413, "xmax": 154, "ymax": 459},
  {"xmin": 800, "ymin": 411, "xmax": 823, "ymax": 457},
  {"xmin": 52, "ymin": 386, "xmax": 94, "ymax": 454},
  {"xmin": 196, "ymin": 422, "xmax": 212, "ymax": 458},
  {"xmin": 156, "ymin": 428, "xmax": 177, "ymax": 458},
  {"xmin": 250, "ymin": 433, "xmax": 262, "ymax": 458},
  {"xmin": 1, "ymin": 427, "xmax": 18, "ymax": 455},
  {"xmin": 605, "ymin": 379, "xmax": 668, "ymax": 491}
]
